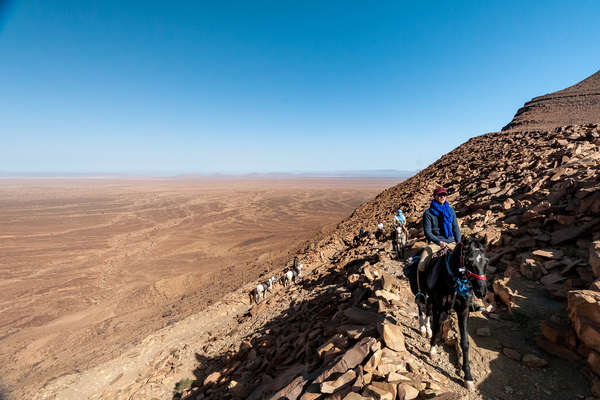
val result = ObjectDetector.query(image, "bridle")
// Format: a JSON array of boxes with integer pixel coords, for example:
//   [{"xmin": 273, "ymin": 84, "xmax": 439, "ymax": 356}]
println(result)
[
  {"xmin": 443, "ymin": 244, "xmax": 487, "ymax": 301},
  {"xmin": 458, "ymin": 243, "xmax": 486, "ymax": 282}
]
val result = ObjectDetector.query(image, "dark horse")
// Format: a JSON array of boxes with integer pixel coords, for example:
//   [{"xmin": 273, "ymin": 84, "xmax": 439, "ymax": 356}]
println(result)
[{"xmin": 408, "ymin": 238, "xmax": 488, "ymax": 390}]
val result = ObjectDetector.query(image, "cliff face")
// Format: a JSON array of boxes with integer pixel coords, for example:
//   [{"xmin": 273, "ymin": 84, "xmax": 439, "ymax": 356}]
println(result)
[{"xmin": 503, "ymin": 69, "xmax": 600, "ymax": 131}]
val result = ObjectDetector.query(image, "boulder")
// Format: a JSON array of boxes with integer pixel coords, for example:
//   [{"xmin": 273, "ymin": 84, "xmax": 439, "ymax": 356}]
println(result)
[
  {"xmin": 320, "ymin": 369, "xmax": 357, "ymax": 394},
  {"xmin": 540, "ymin": 320, "xmax": 577, "ymax": 348},
  {"xmin": 376, "ymin": 362, "xmax": 402, "ymax": 376},
  {"xmin": 591, "ymin": 241, "xmax": 600, "ymax": 278},
  {"xmin": 363, "ymin": 349, "xmax": 383, "ymax": 373},
  {"xmin": 269, "ymin": 376, "xmax": 309, "ymax": 400},
  {"xmin": 317, "ymin": 334, "xmax": 349, "ymax": 358},
  {"xmin": 381, "ymin": 272, "xmax": 397, "ymax": 291},
  {"xmin": 503, "ymin": 198, "xmax": 515, "ymax": 210},
  {"xmin": 397, "ymin": 383, "xmax": 420, "ymax": 400},
  {"xmin": 203, "ymin": 371, "xmax": 221, "ymax": 386},
  {"xmin": 503, "ymin": 347, "xmax": 522, "ymax": 361},
  {"xmin": 533, "ymin": 335, "xmax": 582, "ymax": 363},
  {"xmin": 299, "ymin": 392, "xmax": 321, "ymax": 400},
  {"xmin": 365, "ymin": 381, "xmax": 396, "ymax": 400},
  {"xmin": 492, "ymin": 278, "xmax": 513, "ymax": 313},
  {"xmin": 541, "ymin": 272, "xmax": 566, "ymax": 287},
  {"xmin": 380, "ymin": 323, "xmax": 406, "ymax": 352},
  {"xmin": 387, "ymin": 372, "xmax": 411, "ymax": 383},
  {"xmin": 522, "ymin": 354, "xmax": 548, "ymax": 368},
  {"xmin": 314, "ymin": 337, "xmax": 376, "ymax": 384},
  {"xmin": 375, "ymin": 289, "xmax": 401, "ymax": 302},
  {"xmin": 520, "ymin": 258, "xmax": 543, "ymax": 280},
  {"xmin": 568, "ymin": 290, "xmax": 600, "ymax": 353},
  {"xmin": 343, "ymin": 393, "xmax": 371, "ymax": 400},
  {"xmin": 532, "ymin": 249, "xmax": 564, "ymax": 259},
  {"xmin": 228, "ymin": 379, "xmax": 249, "ymax": 398},
  {"xmin": 343, "ymin": 308, "xmax": 383, "ymax": 325}
]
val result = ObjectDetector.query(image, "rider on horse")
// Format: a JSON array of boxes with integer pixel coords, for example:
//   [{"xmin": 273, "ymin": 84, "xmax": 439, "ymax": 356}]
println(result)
[
  {"xmin": 393, "ymin": 209, "xmax": 409, "ymax": 239},
  {"xmin": 416, "ymin": 186, "xmax": 461, "ymax": 301}
]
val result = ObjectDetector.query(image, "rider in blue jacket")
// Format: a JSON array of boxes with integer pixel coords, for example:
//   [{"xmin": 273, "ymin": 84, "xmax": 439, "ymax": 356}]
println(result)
[{"xmin": 416, "ymin": 186, "xmax": 461, "ymax": 298}]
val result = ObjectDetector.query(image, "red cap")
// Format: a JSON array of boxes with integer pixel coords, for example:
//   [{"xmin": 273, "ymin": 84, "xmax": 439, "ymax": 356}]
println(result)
[{"xmin": 433, "ymin": 186, "xmax": 448, "ymax": 196}]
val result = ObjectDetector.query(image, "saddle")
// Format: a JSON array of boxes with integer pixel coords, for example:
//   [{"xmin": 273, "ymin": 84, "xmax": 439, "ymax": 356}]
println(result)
[{"xmin": 404, "ymin": 252, "xmax": 448, "ymax": 295}]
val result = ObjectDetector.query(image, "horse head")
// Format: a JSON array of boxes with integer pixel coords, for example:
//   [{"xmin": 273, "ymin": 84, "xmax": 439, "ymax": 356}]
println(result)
[{"xmin": 456, "ymin": 238, "xmax": 489, "ymax": 299}]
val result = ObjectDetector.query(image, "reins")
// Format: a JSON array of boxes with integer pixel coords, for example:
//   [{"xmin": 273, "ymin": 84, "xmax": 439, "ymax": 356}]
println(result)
[
  {"xmin": 443, "ymin": 245, "xmax": 487, "ymax": 300},
  {"xmin": 444, "ymin": 255, "xmax": 472, "ymax": 299}
]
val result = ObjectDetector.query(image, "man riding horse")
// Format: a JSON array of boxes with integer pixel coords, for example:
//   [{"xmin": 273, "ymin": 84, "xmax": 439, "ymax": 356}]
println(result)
[
  {"xmin": 415, "ymin": 186, "xmax": 461, "ymax": 301},
  {"xmin": 392, "ymin": 209, "xmax": 409, "ymax": 258},
  {"xmin": 409, "ymin": 185, "xmax": 489, "ymax": 390}
]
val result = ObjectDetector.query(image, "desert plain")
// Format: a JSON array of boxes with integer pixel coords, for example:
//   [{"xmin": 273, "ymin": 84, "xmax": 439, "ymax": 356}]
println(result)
[{"xmin": 0, "ymin": 177, "xmax": 397, "ymax": 394}]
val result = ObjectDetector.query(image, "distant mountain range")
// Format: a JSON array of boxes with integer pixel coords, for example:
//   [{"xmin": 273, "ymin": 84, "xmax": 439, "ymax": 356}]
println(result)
[{"xmin": 0, "ymin": 170, "xmax": 416, "ymax": 179}]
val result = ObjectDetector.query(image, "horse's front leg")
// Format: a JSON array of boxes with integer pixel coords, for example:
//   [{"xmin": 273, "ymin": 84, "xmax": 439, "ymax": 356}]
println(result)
[
  {"xmin": 426, "ymin": 302, "xmax": 433, "ymax": 338},
  {"xmin": 458, "ymin": 308, "xmax": 474, "ymax": 390},
  {"xmin": 418, "ymin": 302, "xmax": 427, "ymax": 337},
  {"xmin": 428, "ymin": 307, "xmax": 441, "ymax": 355}
]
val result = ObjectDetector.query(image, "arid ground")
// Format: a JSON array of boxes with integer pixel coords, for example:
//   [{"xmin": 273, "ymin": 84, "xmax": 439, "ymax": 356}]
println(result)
[{"xmin": 0, "ymin": 177, "xmax": 397, "ymax": 395}]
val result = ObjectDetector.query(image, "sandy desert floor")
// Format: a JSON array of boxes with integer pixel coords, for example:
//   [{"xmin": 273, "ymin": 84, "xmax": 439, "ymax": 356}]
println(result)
[{"xmin": 0, "ymin": 177, "xmax": 397, "ymax": 395}]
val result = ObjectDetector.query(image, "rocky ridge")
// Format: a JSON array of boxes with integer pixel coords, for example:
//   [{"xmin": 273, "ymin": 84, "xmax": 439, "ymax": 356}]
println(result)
[
  {"xmin": 503, "ymin": 69, "xmax": 600, "ymax": 131},
  {"xmin": 159, "ymin": 121, "xmax": 599, "ymax": 400}
]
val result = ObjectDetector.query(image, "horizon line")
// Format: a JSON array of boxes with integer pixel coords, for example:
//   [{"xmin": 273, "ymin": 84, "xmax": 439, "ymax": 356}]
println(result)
[{"xmin": 0, "ymin": 169, "xmax": 417, "ymax": 179}]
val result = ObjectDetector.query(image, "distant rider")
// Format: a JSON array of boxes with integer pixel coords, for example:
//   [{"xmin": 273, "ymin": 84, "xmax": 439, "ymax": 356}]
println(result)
[
  {"xmin": 375, "ymin": 222, "xmax": 385, "ymax": 241},
  {"xmin": 416, "ymin": 186, "xmax": 461, "ymax": 300},
  {"xmin": 393, "ymin": 209, "xmax": 409, "ymax": 241}
]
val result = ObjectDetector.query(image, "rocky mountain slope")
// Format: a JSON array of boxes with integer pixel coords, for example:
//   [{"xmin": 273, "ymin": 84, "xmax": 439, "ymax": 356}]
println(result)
[
  {"xmin": 34, "ymin": 71, "xmax": 599, "ymax": 400},
  {"xmin": 160, "ymin": 70, "xmax": 600, "ymax": 400},
  {"xmin": 503, "ymin": 69, "xmax": 600, "ymax": 131}
]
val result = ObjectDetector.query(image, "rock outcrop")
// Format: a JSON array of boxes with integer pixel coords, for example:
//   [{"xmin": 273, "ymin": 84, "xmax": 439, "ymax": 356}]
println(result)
[{"xmin": 503, "ymin": 69, "xmax": 600, "ymax": 131}]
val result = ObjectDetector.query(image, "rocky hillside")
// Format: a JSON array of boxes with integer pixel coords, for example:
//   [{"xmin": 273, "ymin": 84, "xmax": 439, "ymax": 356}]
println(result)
[
  {"xmin": 136, "ymin": 72, "xmax": 600, "ymax": 400},
  {"xmin": 503, "ymin": 69, "xmax": 600, "ymax": 131}
]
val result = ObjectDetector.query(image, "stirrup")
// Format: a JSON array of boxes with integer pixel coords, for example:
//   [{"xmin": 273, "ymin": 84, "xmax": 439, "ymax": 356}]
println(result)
[{"xmin": 415, "ymin": 292, "xmax": 426, "ymax": 304}]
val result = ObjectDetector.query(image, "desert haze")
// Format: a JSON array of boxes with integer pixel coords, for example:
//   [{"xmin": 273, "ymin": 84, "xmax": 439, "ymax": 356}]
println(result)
[{"xmin": 0, "ymin": 177, "xmax": 397, "ymax": 393}]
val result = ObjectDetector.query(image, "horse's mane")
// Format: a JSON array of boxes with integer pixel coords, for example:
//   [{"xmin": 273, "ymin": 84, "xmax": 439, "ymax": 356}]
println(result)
[{"xmin": 449, "ymin": 242, "xmax": 464, "ymax": 270}]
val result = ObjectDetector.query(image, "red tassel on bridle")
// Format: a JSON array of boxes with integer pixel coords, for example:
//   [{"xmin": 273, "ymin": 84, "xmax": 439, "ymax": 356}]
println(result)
[{"xmin": 461, "ymin": 243, "xmax": 486, "ymax": 281}]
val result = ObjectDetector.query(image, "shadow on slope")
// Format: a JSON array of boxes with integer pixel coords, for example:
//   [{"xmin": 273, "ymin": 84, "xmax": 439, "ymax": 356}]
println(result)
[{"xmin": 172, "ymin": 243, "xmax": 580, "ymax": 400}]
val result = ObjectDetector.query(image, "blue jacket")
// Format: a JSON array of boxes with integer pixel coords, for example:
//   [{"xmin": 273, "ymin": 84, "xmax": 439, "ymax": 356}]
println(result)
[{"xmin": 423, "ymin": 206, "xmax": 461, "ymax": 245}]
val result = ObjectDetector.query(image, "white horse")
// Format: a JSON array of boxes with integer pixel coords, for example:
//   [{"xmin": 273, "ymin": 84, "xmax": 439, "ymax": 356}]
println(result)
[
  {"xmin": 394, "ymin": 226, "xmax": 408, "ymax": 259},
  {"xmin": 250, "ymin": 276, "xmax": 277, "ymax": 304},
  {"xmin": 282, "ymin": 263, "xmax": 304, "ymax": 286}
]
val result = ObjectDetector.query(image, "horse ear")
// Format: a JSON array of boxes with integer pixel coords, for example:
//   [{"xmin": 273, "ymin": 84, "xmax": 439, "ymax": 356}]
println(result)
[{"xmin": 478, "ymin": 235, "xmax": 488, "ymax": 247}]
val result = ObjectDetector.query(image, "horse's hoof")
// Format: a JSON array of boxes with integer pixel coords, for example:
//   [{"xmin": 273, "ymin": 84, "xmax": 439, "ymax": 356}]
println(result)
[
  {"xmin": 426, "ymin": 328, "xmax": 433, "ymax": 339},
  {"xmin": 420, "ymin": 326, "xmax": 427, "ymax": 337},
  {"xmin": 429, "ymin": 346, "xmax": 437, "ymax": 356},
  {"xmin": 465, "ymin": 380, "xmax": 475, "ymax": 391}
]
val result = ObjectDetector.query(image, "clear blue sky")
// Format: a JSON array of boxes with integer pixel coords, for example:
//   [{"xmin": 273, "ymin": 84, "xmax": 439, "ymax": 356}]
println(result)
[{"xmin": 1, "ymin": 1, "xmax": 599, "ymax": 174}]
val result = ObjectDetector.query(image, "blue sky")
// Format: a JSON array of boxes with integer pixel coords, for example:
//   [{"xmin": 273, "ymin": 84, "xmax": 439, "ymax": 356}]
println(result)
[{"xmin": 1, "ymin": 1, "xmax": 599, "ymax": 174}]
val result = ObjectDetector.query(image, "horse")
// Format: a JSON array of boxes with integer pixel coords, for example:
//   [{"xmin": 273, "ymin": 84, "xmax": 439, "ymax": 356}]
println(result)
[
  {"xmin": 408, "ymin": 238, "xmax": 489, "ymax": 390},
  {"xmin": 393, "ymin": 225, "xmax": 408, "ymax": 260}
]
